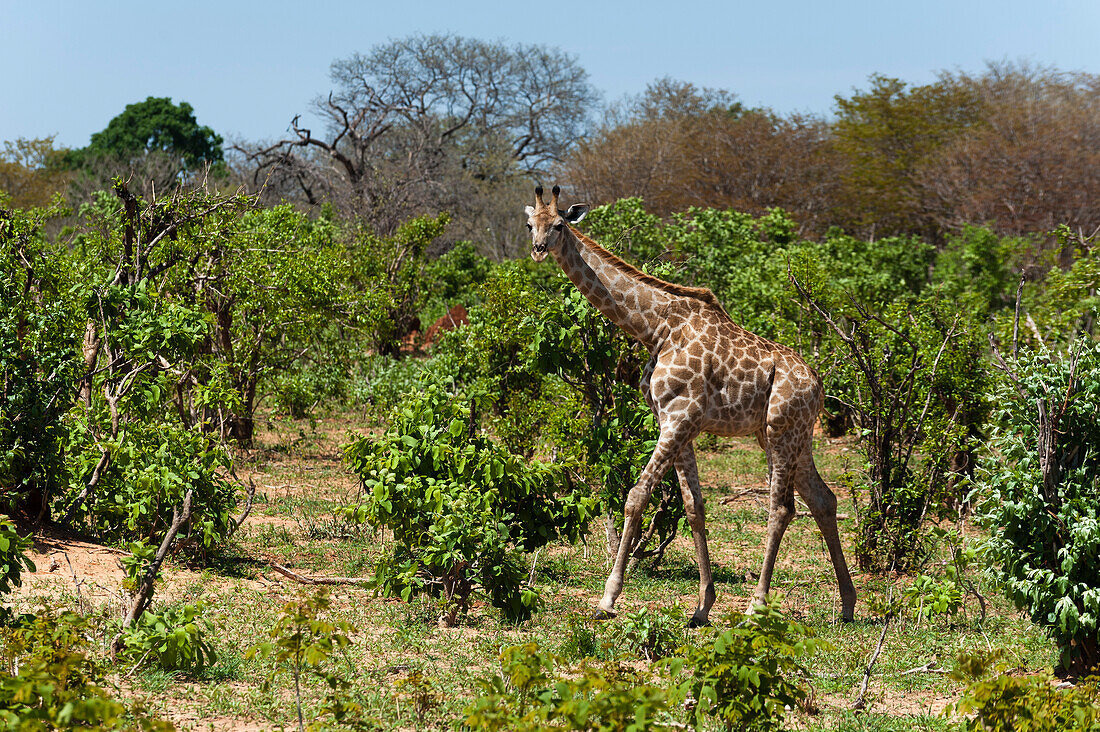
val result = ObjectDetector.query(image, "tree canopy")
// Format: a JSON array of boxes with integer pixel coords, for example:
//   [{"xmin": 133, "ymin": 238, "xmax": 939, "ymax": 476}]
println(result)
[{"xmin": 77, "ymin": 96, "xmax": 224, "ymax": 169}]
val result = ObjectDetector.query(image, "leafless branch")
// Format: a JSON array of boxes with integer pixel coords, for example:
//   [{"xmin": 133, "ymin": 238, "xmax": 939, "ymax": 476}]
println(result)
[{"xmin": 268, "ymin": 562, "xmax": 373, "ymax": 586}]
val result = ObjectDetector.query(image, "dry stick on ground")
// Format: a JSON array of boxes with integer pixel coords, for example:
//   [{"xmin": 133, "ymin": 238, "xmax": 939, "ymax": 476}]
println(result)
[
  {"xmin": 268, "ymin": 562, "xmax": 373, "ymax": 586},
  {"xmin": 111, "ymin": 488, "xmax": 194, "ymax": 659},
  {"xmin": 719, "ymin": 489, "xmax": 850, "ymax": 519},
  {"xmin": 899, "ymin": 661, "xmax": 949, "ymax": 676}
]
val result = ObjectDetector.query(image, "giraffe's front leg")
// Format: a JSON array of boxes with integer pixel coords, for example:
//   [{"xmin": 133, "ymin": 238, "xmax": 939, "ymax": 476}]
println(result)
[{"xmin": 597, "ymin": 426, "xmax": 691, "ymax": 618}]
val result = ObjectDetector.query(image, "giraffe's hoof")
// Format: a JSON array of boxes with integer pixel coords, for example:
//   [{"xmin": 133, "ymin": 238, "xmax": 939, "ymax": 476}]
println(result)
[
  {"xmin": 687, "ymin": 616, "xmax": 711, "ymax": 629},
  {"xmin": 591, "ymin": 608, "xmax": 616, "ymax": 622}
]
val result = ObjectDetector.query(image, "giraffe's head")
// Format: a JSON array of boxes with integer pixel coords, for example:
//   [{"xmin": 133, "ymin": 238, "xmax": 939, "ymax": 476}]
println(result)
[{"xmin": 525, "ymin": 185, "xmax": 589, "ymax": 262}]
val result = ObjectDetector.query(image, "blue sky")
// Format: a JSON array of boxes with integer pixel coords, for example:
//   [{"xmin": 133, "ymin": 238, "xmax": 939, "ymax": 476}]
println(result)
[{"xmin": 5, "ymin": 0, "xmax": 1100, "ymax": 149}]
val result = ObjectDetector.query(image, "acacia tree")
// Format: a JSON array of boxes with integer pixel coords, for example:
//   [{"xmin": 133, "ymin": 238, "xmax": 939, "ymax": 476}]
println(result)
[
  {"xmin": 830, "ymin": 74, "xmax": 981, "ymax": 239},
  {"xmin": 237, "ymin": 34, "xmax": 596, "ymax": 241}
]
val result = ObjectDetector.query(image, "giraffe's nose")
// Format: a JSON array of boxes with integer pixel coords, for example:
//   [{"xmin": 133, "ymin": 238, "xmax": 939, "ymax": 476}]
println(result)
[{"xmin": 531, "ymin": 245, "xmax": 548, "ymax": 262}]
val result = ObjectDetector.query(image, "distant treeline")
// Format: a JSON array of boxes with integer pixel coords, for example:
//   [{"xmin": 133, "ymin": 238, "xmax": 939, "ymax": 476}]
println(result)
[{"xmin": 2, "ymin": 38, "xmax": 1098, "ymax": 256}]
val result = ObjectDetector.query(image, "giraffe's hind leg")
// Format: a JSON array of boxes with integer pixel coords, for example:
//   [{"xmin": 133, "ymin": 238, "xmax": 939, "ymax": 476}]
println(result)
[
  {"xmin": 797, "ymin": 461, "xmax": 857, "ymax": 621},
  {"xmin": 751, "ymin": 426, "xmax": 798, "ymax": 613},
  {"xmin": 675, "ymin": 442, "xmax": 715, "ymax": 627}
]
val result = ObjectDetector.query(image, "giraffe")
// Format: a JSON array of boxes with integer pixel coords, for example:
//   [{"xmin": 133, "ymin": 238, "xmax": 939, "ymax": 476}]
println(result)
[{"xmin": 525, "ymin": 185, "xmax": 856, "ymax": 626}]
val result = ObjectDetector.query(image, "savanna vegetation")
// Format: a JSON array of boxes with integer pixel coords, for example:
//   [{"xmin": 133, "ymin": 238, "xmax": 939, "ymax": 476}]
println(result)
[{"xmin": 2, "ymin": 34, "xmax": 1099, "ymax": 730}]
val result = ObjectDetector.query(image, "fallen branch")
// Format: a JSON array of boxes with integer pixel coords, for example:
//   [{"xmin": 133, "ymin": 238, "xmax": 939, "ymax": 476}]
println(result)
[
  {"xmin": 268, "ymin": 562, "xmax": 373, "ymax": 586},
  {"xmin": 899, "ymin": 661, "xmax": 949, "ymax": 676},
  {"xmin": 795, "ymin": 512, "xmax": 851, "ymax": 521},
  {"xmin": 719, "ymin": 487, "xmax": 769, "ymax": 504},
  {"xmin": 527, "ymin": 547, "xmax": 542, "ymax": 586},
  {"xmin": 719, "ymin": 491, "xmax": 849, "ymax": 519}
]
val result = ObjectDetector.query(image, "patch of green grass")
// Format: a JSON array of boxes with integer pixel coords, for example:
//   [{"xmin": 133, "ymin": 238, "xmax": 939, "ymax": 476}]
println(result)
[
  {"xmin": 824, "ymin": 710, "xmax": 955, "ymax": 732},
  {"xmin": 134, "ymin": 667, "xmax": 181, "ymax": 694}
]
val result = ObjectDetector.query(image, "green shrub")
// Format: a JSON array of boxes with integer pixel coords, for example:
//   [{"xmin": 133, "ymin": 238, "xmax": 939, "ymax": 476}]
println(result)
[
  {"xmin": 670, "ymin": 602, "xmax": 820, "ymax": 732},
  {"xmin": 791, "ymin": 252, "xmax": 987, "ymax": 571},
  {"xmin": 344, "ymin": 384, "xmax": 594, "ymax": 624},
  {"xmin": 0, "ymin": 203, "xmax": 81, "ymax": 513},
  {"xmin": 65, "ymin": 417, "xmax": 237, "ymax": 549},
  {"xmin": 932, "ymin": 225, "xmax": 1021, "ymax": 318},
  {"xmin": 817, "ymin": 229, "xmax": 934, "ymax": 307},
  {"xmin": 0, "ymin": 610, "xmax": 172, "ymax": 730},
  {"xmin": 271, "ymin": 358, "xmax": 349, "ymax": 419},
  {"xmin": 0, "ymin": 517, "xmax": 34, "ymax": 604},
  {"xmin": 579, "ymin": 197, "xmax": 666, "ymax": 265},
  {"xmin": 606, "ymin": 606, "xmax": 685, "ymax": 662},
  {"xmin": 350, "ymin": 353, "xmax": 434, "ymax": 419},
  {"xmin": 532, "ymin": 278, "xmax": 682, "ymax": 568},
  {"xmin": 463, "ymin": 602, "xmax": 818, "ymax": 732},
  {"xmin": 558, "ymin": 615, "xmax": 605, "ymax": 662},
  {"xmin": 975, "ymin": 339, "xmax": 1100, "ymax": 674},
  {"xmin": 951, "ymin": 654, "xmax": 1100, "ymax": 731},
  {"xmin": 246, "ymin": 588, "xmax": 363, "ymax": 732},
  {"xmin": 118, "ymin": 602, "xmax": 216, "ymax": 673},
  {"xmin": 667, "ymin": 206, "xmax": 799, "ymax": 341},
  {"xmin": 433, "ymin": 261, "xmax": 560, "ymax": 457},
  {"xmin": 1017, "ymin": 226, "xmax": 1100, "ymax": 346},
  {"xmin": 419, "ymin": 239, "xmax": 492, "ymax": 327},
  {"xmin": 351, "ymin": 212, "xmax": 450, "ymax": 356},
  {"xmin": 462, "ymin": 642, "xmax": 679, "ymax": 732}
]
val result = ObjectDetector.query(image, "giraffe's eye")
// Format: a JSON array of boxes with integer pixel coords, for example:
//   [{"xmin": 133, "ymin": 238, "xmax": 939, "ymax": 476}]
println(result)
[
  {"xmin": 526, "ymin": 223, "xmax": 532, "ymax": 231},
  {"xmin": 553, "ymin": 222, "xmax": 564, "ymax": 231}
]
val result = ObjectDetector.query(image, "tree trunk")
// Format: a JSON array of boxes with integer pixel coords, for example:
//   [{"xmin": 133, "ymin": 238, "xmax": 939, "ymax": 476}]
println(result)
[{"xmin": 111, "ymin": 489, "xmax": 193, "ymax": 659}]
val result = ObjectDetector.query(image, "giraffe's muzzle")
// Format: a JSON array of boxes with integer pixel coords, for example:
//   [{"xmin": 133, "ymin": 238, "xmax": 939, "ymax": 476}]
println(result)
[{"xmin": 531, "ymin": 245, "xmax": 548, "ymax": 262}]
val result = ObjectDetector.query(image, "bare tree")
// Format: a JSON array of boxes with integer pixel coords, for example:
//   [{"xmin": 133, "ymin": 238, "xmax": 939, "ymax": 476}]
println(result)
[
  {"xmin": 917, "ymin": 61, "xmax": 1100, "ymax": 244},
  {"xmin": 560, "ymin": 79, "xmax": 839, "ymax": 235},
  {"xmin": 236, "ymin": 34, "xmax": 597, "ymax": 239}
]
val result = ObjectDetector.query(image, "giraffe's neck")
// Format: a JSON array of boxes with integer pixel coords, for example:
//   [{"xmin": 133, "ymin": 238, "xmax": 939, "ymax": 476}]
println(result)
[{"xmin": 552, "ymin": 228, "xmax": 671, "ymax": 348}]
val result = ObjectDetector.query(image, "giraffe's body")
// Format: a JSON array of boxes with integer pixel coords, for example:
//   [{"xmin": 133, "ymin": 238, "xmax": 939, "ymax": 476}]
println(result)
[{"xmin": 526, "ymin": 186, "xmax": 856, "ymax": 625}]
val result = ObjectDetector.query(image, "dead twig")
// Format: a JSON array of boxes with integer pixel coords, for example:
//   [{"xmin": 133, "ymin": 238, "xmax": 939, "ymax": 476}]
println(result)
[
  {"xmin": 527, "ymin": 548, "xmax": 542, "ymax": 586},
  {"xmin": 899, "ymin": 661, "xmax": 949, "ymax": 676},
  {"xmin": 853, "ymin": 586, "xmax": 895, "ymax": 711},
  {"xmin": 268, "ymin": 562, "xmax": 373, "ymax": 586},
  {"xmin": 226, "ymin": 478, "xmax": 257, "ymax": 539},
  {"xmin": 63, "ymin": 554, "xmax": 86, "ymax": 614},
  {"xmin": 719, "ymin": 487, "xmax": 769, "ymax": 504}
]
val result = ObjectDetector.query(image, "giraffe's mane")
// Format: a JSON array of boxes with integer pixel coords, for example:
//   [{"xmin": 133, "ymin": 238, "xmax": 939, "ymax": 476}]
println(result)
[{"xmin": 569, "ymin": 227, "xmax": 722, "ymax": 307}]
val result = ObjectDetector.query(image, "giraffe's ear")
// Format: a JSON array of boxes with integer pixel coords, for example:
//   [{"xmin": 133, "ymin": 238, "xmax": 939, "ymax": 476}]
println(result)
[
  {"xmin": 562, "ymin": 204, "xmax": 589, "ymax": 223},
  {"xmin": 524, "ymin": 205, "xmax": 535, "ymax": 217}
]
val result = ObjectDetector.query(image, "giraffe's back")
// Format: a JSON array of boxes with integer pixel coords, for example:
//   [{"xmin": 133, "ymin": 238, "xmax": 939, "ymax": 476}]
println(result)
[{"xmin": 656, "ymin": 298, "xmax": 822, "ymax": 437}]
